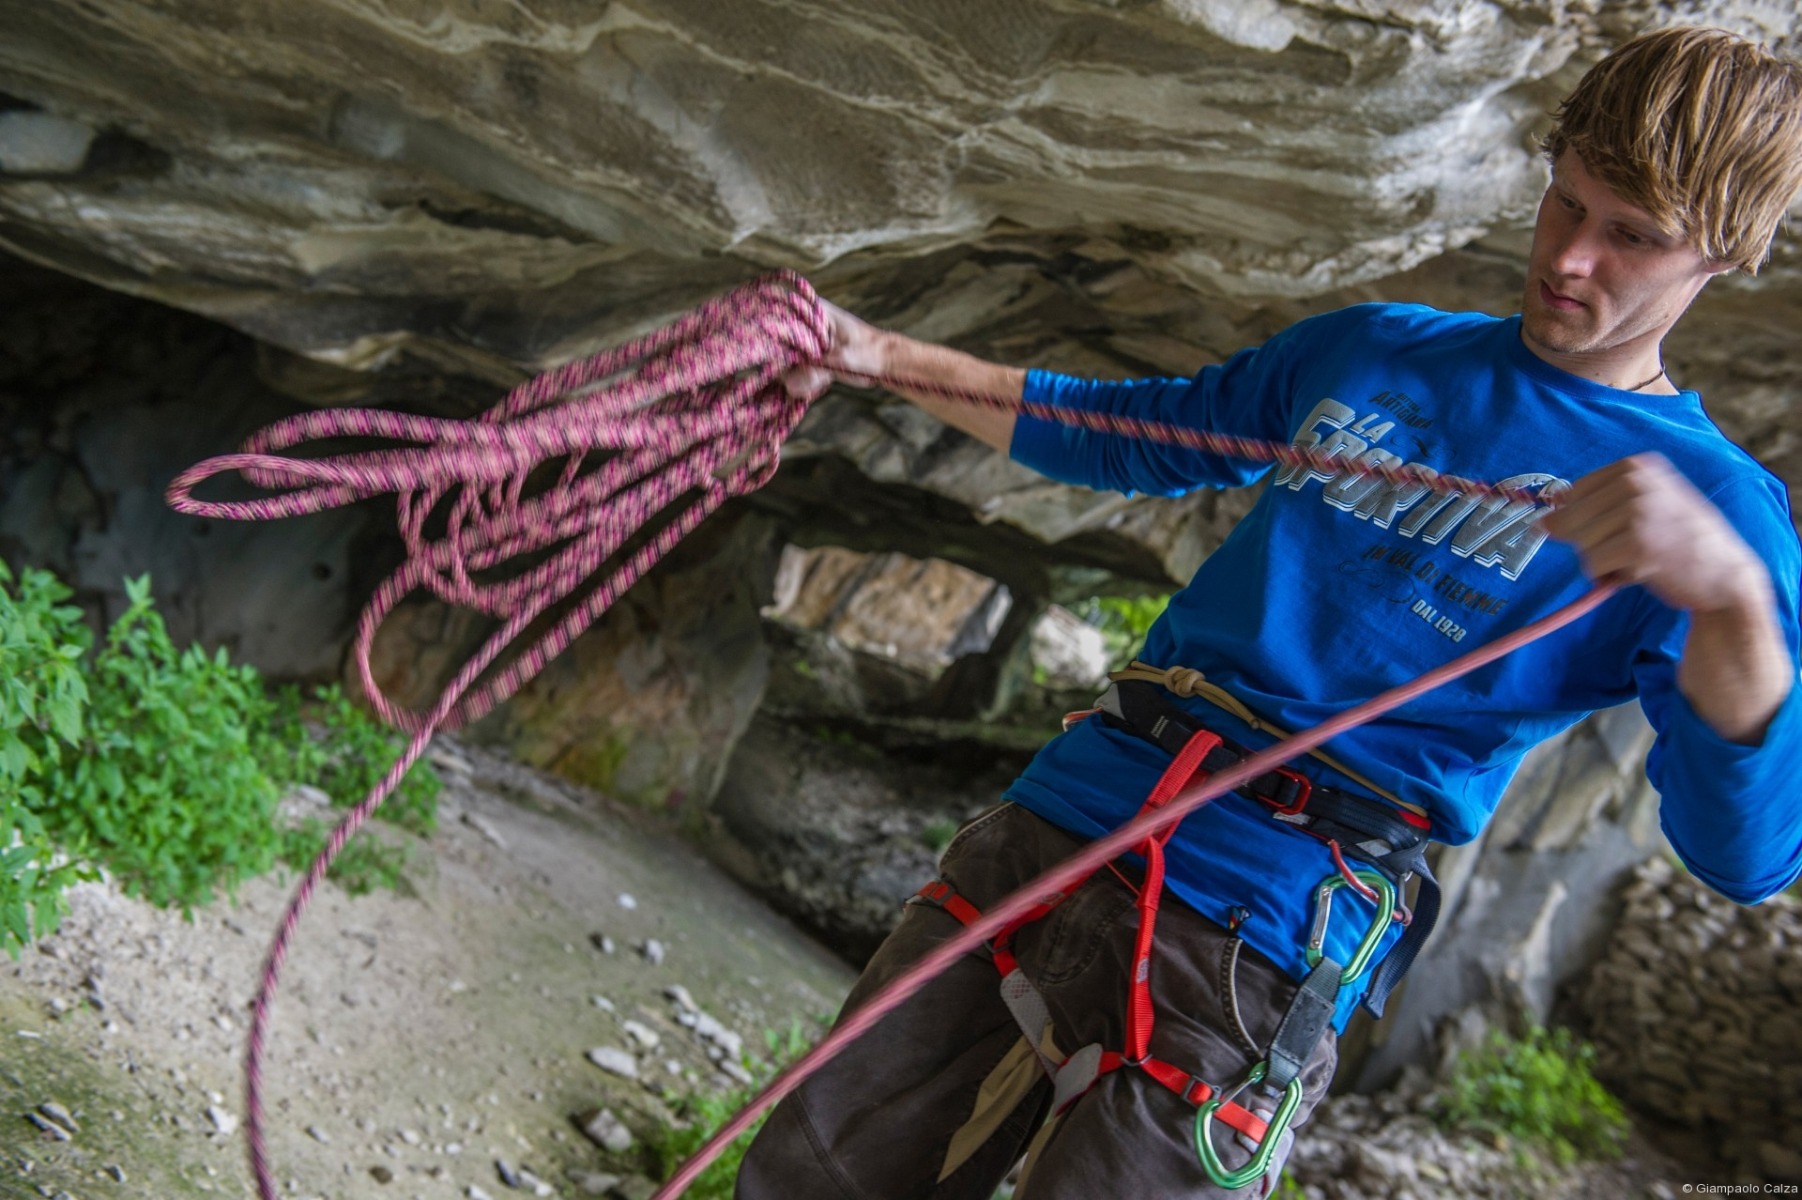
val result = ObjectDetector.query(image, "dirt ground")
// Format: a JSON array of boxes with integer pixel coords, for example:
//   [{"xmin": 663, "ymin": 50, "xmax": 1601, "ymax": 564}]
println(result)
[{"xmin": 1, "ymin": 737, "xmax": 855, "ymax": 1200}]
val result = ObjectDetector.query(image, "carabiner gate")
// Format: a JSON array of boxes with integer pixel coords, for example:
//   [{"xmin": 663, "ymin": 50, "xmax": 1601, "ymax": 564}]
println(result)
[
  {"xmin": 1194, "ymin": 1060, "xmax": 1303, "ymax": 1189},
  {"xmin": 1304, "ymin": 868, "xmax": 1396, "ymax": 985}
]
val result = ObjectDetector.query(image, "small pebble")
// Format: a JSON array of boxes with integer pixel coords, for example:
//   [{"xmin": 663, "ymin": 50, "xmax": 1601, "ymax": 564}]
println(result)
[
  {"xmin": 576, "ymin": 1107, "xmax": 634, "ymax": 1153},
  {"xmin": 639, "ymin": 939, "xmax": 666, "ymax": 966},
  {"xmin": 585, "ymin": 1046, "xmax": 639, "ymax": 1080}
]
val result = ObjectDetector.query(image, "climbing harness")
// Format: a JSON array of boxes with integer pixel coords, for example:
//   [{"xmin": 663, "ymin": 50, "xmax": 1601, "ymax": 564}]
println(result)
[
  {"xmin": 906, "ymin": 683, "xmax": 1418, "ymax": 1190},
  {"xmin": 1089, "ymin": 676, "xmax": 1438, "ymax": 1020},
  {"xmin": 162, "ymin": 270, "xmax": 1613, "ymax": 1199}
]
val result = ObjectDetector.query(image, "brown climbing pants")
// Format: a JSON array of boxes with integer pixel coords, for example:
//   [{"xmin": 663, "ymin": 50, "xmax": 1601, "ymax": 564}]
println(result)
[{"xmin": 735, "ymin": 802, "xmax": 1338, "ymax": 1199}]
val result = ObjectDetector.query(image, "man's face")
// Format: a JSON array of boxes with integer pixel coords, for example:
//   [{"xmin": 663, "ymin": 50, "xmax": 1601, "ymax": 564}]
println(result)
[{"xmin": 1521, "ymin": 150, "xmax": 1731, "ymax": 361}]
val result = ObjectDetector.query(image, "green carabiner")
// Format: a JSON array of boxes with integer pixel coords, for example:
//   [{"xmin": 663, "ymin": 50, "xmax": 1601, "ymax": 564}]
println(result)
[
  {"xmin": 1194, "ymin": 1061, "xmax": 1304, "ymax": 1189},
  {"xmin": 1303, "ymin": 869, "xmax": 1396, "ymax": 985}
]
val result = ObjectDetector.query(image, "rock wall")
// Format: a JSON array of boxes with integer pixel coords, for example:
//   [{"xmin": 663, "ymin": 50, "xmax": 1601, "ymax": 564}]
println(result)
[
  {"xmin": 1572, "ymin": 857, "xmax": 1802, "ymax": 1183},
  {"xmin": 4, "ymin": 0, "xmax": 1802, "ymax": 1116}
]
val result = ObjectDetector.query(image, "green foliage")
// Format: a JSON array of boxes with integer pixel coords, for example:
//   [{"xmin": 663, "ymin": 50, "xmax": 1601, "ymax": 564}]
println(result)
[
  {"xmin": 263, "ymin": 683, "xmax": 440, "ymax": 837},
  {"xmin": 0, "ymin": 561, "xmax": 96, "ymax": 956},
  {"xmin": 921, "ymin": 816, "xmax": 961, "ymax": 853},
  {"xmin": 278, "ymin": 818, "xmax": 411, "ymax": 897},
  {"xmin": 30, "ymin": 574, "xmax": 283, "ymax": 913},
  {"xmin": 1072, "ymin": 592, "xmax": 1173, "ymax": 667},
  {"xmin": 2, "ymin": 561, "xmax": 440, "ymax": 955},
  {"xmin": 1268, "ymin": 1169, "xmax": 1307, "ymax": 1199},
  {"xmin": 259, "ymin": 682, "xmax": 440, "ymax": 893},
  {"xmin": 648, "ymin": 1019, "xmax": 816, "ymax": 1199},
  {"xmin": 1436, "ymin": 1024, "xmax": 1629, "ymax": 1166}
]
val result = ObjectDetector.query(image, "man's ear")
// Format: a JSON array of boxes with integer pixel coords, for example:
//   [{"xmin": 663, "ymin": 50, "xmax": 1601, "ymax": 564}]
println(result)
[{"xmin": 1704, "ymin": 257, "xmax": 1737, "ymax": 277}]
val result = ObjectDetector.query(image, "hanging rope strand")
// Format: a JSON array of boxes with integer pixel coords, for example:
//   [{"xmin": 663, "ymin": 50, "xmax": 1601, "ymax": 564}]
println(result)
[{"xmin": 163, "ymin": 270, "xmax": 1600, "ymax": 1200}]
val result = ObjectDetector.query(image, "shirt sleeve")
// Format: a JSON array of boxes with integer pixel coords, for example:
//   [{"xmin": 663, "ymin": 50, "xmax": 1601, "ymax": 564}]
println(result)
[
  {"xmin": 1633, "ymin": 475, "xmax": 1802, "ymax": 903},
  {"xmin": 1007, "ymin": 307, "xmax": 1365, "ymax": 496}
]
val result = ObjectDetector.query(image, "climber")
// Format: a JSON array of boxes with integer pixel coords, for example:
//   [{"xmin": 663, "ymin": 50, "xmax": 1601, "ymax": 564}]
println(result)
[{"xmin": 739, "ymin": 26, "xmax": 1802, "ymax": 1200}]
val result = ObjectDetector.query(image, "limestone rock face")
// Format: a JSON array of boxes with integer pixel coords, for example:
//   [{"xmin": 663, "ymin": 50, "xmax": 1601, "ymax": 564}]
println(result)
[
  {"xmin": 0, "ymin": 0, "xmax": 1591, "ymax": 367},
  {"xmin": 1574, "ymin": 858, "xmax": 1802, "ymax": 1183},
  {"xmin": 364, "ymin": 507, "xmax": 784, "ymax": 813},
  {"xmin": 6, "ymin": 0, "xmax": 1802, "ymax": 1120}
]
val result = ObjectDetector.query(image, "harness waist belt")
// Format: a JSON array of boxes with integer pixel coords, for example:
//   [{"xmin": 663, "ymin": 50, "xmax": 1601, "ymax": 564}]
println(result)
[{"xmin": 1092, "ymin": 679, "xmax": 1440, "ymax": 1018}]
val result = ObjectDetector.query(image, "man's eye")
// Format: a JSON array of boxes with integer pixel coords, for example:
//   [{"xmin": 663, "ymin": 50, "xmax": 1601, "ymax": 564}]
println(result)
[{"xmin": 1619, "ymin": 229, "xmax": 1646, "ymax": 245}]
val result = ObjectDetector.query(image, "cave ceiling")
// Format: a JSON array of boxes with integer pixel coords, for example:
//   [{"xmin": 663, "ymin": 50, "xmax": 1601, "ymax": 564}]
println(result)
[{"xmin": 2, "ymin": 0, "xmax": 1799, "ymax": 586}]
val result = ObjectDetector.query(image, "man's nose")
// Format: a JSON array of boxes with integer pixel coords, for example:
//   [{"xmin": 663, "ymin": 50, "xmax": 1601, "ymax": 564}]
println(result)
[{"xmin": 1550, "ymin": 221, "xmax": 1601, "ymax": 278}]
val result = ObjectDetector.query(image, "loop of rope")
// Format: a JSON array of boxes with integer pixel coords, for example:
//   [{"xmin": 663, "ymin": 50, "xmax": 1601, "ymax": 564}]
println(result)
[
  {"xmin": 169, "ymin": 270, "xmax": 827, "ymax": 1200},
  {"xmin": 163, "ymin": 270, "xmax": 1602, "ymax": 1200}
]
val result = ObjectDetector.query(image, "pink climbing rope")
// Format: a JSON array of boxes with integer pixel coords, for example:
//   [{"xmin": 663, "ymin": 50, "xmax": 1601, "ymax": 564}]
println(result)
[
  {"xmin": 648, "ymin": 583, "xmax": 1612, "ymax": 1199},
  {"xmin": 165, "ymin": 270, "xmax": 1607, "ymax": 1199}
]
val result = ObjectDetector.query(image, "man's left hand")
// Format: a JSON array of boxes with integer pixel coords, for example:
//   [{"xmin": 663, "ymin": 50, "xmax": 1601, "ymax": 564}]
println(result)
[{"xmin": 1540, "ymin": 453, "xmax": 1768, "ymax": 615}]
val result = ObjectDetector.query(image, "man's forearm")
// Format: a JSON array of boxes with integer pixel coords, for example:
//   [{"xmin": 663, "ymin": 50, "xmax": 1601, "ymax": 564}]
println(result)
[
  {"xmin": 1677, "ymin": 575, "xmax": 1795, "ymax": 744},
  {"xmin": 867, "ymin": 330, "xmax": 1024, "ymax": 454}
]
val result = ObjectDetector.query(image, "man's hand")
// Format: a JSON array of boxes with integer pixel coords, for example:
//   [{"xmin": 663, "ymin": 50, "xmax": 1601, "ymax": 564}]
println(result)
[
  {"xmin": 782, "ymin": 300, "xmax": 886, "ymax": 403},
  {"xmin": 777, "ymin": 299, "xmax": 1025, "ymax": 453},
  {"xmin": 1540, "ymin": 453, "xmax": 1766, "ymax": 614},
  {"xmin": 1542, "ymin": 453, "xmax": 1792, "ymax": 743}
]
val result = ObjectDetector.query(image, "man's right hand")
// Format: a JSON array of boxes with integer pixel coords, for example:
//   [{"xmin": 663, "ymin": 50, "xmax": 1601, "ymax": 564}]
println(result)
[
  {"xmin": 779, "ymin": 297, "xmax": 1025, "ymax": 453},
  {"xmin": 783, "ymin": 300, "xmax": 886, "ymax": 403}
]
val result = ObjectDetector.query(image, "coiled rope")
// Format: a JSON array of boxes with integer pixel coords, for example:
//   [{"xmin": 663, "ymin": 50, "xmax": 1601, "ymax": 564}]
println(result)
[{"xmin": 164, "ymin": 270, "xmax": 1608, "ymax": 1199}]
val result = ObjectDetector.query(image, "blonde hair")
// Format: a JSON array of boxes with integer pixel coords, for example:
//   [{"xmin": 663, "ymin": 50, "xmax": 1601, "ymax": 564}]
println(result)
[{"xmin": 1544, "ymin": 26, "xmax": 1802, "ymax": 273}]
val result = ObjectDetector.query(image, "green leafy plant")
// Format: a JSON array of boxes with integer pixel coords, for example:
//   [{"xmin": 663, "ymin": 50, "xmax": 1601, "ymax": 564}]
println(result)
[
  {"xmin": 1268, "ymin": 1169, "xmax": 1307, "ymax": 1198},
  {"xmin": 648, "ymin": 1018, "xmax": 817, "ymax": 1199},
  {"xmin": 1, "ymin": 564, "xmax": 437, "ymax": 953},
  {"xmin": 921, "ymin": 816, "xmax": 960, "ymax": 853},
  {"xmin": 1072, "ymin": 592, "xmax": 1173, "ymax": 666},
  {"xmin": 29, "ymin": 574, "xmax": 284, "ymax": 913},
  {"xmin": 1436, "ymin": 1024, "xmax": 1628, "ymax": 1166},
  {"xmin": 0, "ymin": 561, "xmax": 96, "ymax": 956},
  {"xmin": 259, "ymin": 682, "xmax": 440, "ymax": 891},
  {"xmin": 278, "ymin": 818, "xmax": 412, "ymax": 897},
  {"xmin": 262, "ymin": 682, "xmax": 440, "ymax": 836}
]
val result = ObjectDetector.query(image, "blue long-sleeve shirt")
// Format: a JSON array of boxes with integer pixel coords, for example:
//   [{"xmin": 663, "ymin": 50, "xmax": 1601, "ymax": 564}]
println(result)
[{"xmin": 1002, "ymin": 303, "xmax": 1802, "ymax": 1029}]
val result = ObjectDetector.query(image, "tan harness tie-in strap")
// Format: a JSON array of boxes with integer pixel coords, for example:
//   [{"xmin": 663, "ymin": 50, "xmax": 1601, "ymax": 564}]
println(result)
[{"xmin": 1107, "ymin": 660, "xmax": 1425, "ymax": 819}]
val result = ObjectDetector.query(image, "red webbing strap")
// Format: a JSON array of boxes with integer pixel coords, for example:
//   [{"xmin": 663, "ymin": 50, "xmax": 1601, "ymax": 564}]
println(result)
[
  {"xmin": 913, "ymin": 877, "xmax": 1274, "ymax": 1141},
  {"xmin": 913, "ymin": 880, "xmax": 984, "ymax": 927},
  {"xmin": 1123, "ymin": 730, "xmax": 1222, "ymax": 1064},
  {"xmin": 1104, "ymin": 1054, "xmax": 1268, "ymax": 1140}
]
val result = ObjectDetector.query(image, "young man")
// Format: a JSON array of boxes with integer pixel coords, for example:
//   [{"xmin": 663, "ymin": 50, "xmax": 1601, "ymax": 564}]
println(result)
[{"xmin": 742, "ymin": 26, "xmax": 1802, "ymax": 1199}]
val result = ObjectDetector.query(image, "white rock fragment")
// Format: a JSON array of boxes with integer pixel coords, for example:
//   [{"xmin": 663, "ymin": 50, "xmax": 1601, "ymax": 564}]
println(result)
[
  {"xmin": 461, "ymin": 811, "xmax": 508, "ymax": 849},
  {"xmin": 621, "ymin": 1020, "xmax": 660, "ymax": 1050},
  {"xmin": 585, "ymin": 1046, "xmax": 639, "ymax": 1080},
  {"xmin": 38, "ymin": 1102, "xmax": 79, "ymax": 1133},
  {"xmin": 664, "ymin": 985, "xmax": 698, "ymax": 1015},
  {"xmin": 307, "ymin": 1124, "xmax": 331, "ymax": 1144},
  {"xmin": 576, "ymin": 1107, "xmax": 634, "ymax": 1153},
  {"xmin": 206, "ymin": 1105, "xmax": 239, "ymax": 1136},
  {"xmin": 591, "ymin": 995, "xmax": 615, "ymax": 1012},
  {"xmin": 617, "ymin": 893, "xmax": 637, "ymax": 909},
  {"xmin": 639, "ymin": 939, "xmax": 666, "ymax": 966}
]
